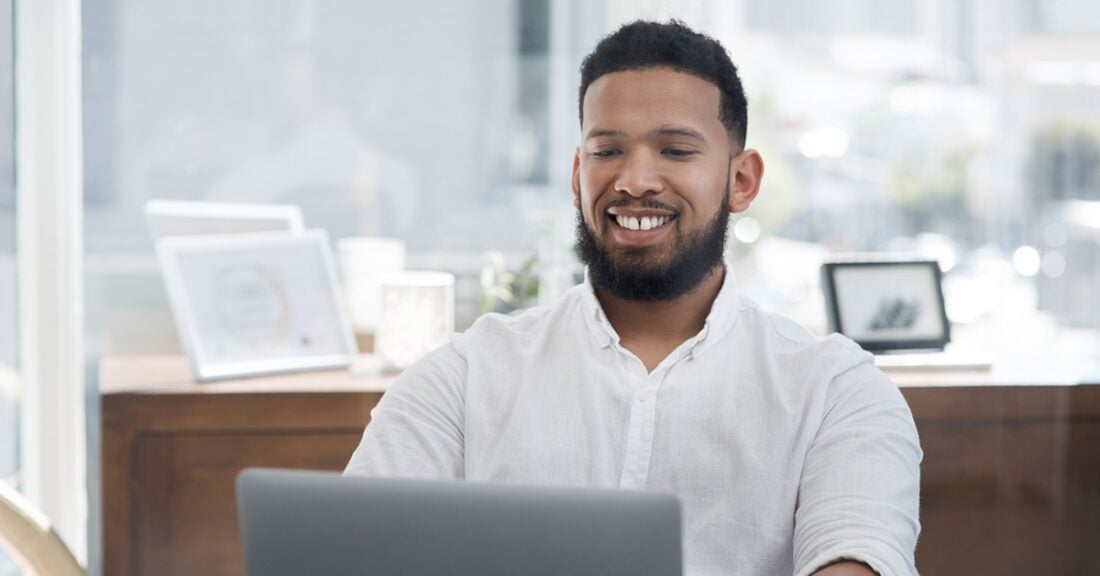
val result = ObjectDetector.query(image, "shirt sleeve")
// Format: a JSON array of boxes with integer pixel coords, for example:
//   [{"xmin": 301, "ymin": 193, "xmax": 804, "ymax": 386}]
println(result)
[
  {"xmin": 343, "ymin": 340, "xmax": 467, "ymax": 479},
  {"xmin": 793, "ymin": 358, "xmax": 922, "ymax": 576}
]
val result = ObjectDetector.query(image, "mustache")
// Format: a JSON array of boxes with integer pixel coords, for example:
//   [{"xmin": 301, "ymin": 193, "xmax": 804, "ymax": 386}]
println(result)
[{"xmin": 603, "ymin": 197, "xmax": 679, "ymax": 213}]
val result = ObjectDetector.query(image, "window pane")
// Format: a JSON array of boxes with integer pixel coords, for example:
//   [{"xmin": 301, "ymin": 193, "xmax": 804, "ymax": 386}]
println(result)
[
  {"xmin": 84, "ymin": 0, "xmax": 538, "ymax": 249},
  {"xmin": 81, "ymin": 0, "xmax": 1100, "ymax": 351},
  {"xmin": 82, "ymin": 0, "xmax": 583, "ymax": 342}
]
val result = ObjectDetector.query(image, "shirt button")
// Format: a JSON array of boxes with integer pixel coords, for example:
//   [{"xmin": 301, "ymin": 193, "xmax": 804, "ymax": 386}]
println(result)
[{"xmin": 638, "ymin": 392, "xmax": 651, "ymax": 402}]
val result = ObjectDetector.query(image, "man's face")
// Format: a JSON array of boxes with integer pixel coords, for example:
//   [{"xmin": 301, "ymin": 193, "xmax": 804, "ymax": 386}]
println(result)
[{"xmin": 573, "ymin": 68, "xmax": 744, "ymax": 301}]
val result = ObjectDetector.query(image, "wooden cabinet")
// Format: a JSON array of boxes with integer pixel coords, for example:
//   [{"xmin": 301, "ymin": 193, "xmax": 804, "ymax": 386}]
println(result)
[
  {"xmin": 101, "ymin": 356, "xmax": 390, "ymax": 576},
  {"xmin": 101, "ymin": 357, "xmax": 1100, "ymax": 575},
  {"xmin": 901, "ymin": 383, "xmax": 1100, "ymax": 575}
]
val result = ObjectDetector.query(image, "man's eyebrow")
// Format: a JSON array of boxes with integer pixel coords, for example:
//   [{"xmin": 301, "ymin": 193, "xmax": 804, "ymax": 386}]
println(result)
[
  {"xmin": 652, "ymin": 125, "xmax": 707, "ymax": 141},
  {"xmin": 583, "ymin": 125, "xmax": 709, "ymax": 142},
  {"xmin": 584, "ymin": 129, "xmax": 626, "ymax": 141}
]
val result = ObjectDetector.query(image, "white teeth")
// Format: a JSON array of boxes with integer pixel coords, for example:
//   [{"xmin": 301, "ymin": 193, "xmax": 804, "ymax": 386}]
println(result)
[{"xmin": 614, "ymin": 214, "xmax": 671, "ymax": 231}]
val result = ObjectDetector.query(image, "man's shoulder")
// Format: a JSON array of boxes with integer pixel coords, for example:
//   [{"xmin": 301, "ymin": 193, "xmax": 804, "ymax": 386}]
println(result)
[
  {"xmin": 731, "ymin": 298, "xmax": 903, "ymax": 415},
  {"xmin": 734, "ymin": 296, "xmax": 872, "ymax": 374},
  {"xmin": 460, "ymin": 284, "xmax": 585, "ymax": 343},
  {"xmin": 735, "ymin": 297, "xmax": 851, "ymax": 347}
]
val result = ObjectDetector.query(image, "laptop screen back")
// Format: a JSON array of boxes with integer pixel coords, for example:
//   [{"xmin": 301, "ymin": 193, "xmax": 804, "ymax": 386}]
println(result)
[{"xmin": 237, "ymin": 468, "xmax": 682, "ymax": 576}]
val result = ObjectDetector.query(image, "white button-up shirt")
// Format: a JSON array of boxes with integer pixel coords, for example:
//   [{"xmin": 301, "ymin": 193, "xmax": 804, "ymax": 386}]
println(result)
[{"xmin": 346, "ymin": 267, "xmax": 922, "ymax": 576}]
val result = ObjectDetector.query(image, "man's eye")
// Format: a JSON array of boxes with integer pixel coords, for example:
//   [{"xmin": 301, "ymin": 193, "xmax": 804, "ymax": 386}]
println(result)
[
  {"xmin": 592, "ymin": 149, "xmax": 620, "ymax": 158},
  {"xmin": 665, "ymin": 148, "xmax": 695, "ymax": 158}
]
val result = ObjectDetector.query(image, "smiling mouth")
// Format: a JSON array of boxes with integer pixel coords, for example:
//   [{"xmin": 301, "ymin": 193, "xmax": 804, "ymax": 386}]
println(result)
[{"xmin": 611, "ymin": 214, "xmax": 675, "ymax": 231}]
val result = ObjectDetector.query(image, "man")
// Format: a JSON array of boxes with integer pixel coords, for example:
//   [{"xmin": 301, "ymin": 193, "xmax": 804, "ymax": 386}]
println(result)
[{"xmin": 346, "ymin": 20, "xmax": 921, "ymax": 576}]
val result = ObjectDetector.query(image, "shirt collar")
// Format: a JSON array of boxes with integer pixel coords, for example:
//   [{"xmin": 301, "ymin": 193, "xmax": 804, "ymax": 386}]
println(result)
[
  {"xmin": 579, "ymin": 263, "xmax": 742, "ymax": 355},
  {"xmin": 580, "ymin": 268, "xmax": 617, "ymax": 348},
  {"xmin": 692, "ymin": 263, "xmax": 741, "ymax": 358}
]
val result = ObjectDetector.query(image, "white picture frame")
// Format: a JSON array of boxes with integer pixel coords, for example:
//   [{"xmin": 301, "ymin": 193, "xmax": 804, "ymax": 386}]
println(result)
[
  {"xmin": 156, "ymin": 230, "xmax": 358, "ymax": 381},
  {"xmin": 144, "ymin": 199, "xmax": 305, "ymax": 240}
]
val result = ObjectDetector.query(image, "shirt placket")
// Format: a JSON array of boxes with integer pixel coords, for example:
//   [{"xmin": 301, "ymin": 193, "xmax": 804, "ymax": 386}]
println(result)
[{"xmin": 618, "ymin": 366, "xmax": 663, "ymax": 490}]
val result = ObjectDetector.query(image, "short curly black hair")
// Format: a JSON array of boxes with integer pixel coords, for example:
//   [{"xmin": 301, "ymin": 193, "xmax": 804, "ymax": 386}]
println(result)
[{"xmin": 578, "ymin": 20, "xmax": 747, "ymax": 147}]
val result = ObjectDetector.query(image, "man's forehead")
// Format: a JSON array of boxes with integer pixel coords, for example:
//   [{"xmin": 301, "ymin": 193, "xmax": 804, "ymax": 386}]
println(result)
[
  {"xmin": 581, "ymin": 68, "xmax": 724, "ymax": 136},
  {"xmin": 584, "ymin": 67, "xmax": 719, "ymax": 102}
]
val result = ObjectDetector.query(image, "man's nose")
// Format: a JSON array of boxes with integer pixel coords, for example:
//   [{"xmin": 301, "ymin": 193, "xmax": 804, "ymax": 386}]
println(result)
[{"xmin": 613, "ymin": 150, "xmax": 663, "ymax": 197}]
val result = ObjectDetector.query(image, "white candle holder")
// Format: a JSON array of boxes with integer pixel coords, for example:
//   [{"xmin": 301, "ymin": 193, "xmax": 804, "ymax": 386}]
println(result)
[{"xmin": 376, "ymin": 271, "xmax": 455, "ymax": 371}]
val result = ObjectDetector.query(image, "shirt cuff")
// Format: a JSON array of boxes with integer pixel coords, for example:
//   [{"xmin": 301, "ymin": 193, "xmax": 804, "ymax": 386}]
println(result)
[{"xmin": 797, "ymin": 541, "xmax": 916, "ymax": 576}]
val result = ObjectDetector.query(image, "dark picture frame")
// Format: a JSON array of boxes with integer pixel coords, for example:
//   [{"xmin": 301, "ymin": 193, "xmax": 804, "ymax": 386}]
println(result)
[{"xmin": 821, "ymin": 260, "xmax": 950, "ymax": 352}]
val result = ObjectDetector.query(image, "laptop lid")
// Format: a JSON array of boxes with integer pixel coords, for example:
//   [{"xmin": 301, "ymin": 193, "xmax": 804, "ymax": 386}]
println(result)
[{"xmin": 237, "ymin": 468, "xmax": 682, "ymax": 576}]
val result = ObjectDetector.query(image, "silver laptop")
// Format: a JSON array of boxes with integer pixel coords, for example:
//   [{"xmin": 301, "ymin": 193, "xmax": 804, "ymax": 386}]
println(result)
[{"xmin": 237, "ymin": 468, "xmax": 682, "ymax": 576}]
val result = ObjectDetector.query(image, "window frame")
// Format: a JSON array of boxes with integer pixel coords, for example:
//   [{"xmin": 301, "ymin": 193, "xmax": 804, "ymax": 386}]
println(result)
[{"xmin": 15, "ymin": 0, "xmax": 86, "ymax": 565}]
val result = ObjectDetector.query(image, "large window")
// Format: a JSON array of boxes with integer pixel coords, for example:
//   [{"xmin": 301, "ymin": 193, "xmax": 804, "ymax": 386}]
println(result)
[
  {"xmin": 81, "ymin": 1, "xmax": 1100, "ymax": 351},
  {"xmin": 76, "ymin": 0, "xmax": 1100, "ymax": 361},
  {"xmin": 82, "ymin": 0, "xmax": 600, "ymax": 350}
]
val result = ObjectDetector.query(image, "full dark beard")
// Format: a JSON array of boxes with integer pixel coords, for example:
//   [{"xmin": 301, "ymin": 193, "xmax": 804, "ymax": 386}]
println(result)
[{"xmin": 574, "ymin": 189, "xmax": 730, "ymax": 302}]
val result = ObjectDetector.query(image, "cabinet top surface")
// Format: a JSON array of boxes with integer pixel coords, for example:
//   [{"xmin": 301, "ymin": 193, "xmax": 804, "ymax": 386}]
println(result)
[
  {"xmin": 100, "ymin": 355, "xmax": 395, "ymax": 395},
  {"xmin": 99, "ymin": 353, "xmax": 1100, "ymax": 396}
]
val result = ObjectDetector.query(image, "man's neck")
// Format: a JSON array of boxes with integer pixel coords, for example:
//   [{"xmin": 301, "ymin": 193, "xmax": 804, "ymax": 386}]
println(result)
[{"xmin": 594, "ymin": 265, "xmax": 726, "ymax": 372}]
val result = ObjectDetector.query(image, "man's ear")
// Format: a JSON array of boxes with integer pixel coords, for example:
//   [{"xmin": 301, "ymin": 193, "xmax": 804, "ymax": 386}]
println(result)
[
  {"xmin": 728, "ymin": 149, "xmax": 764, "ymax": 213},
  {"xmin": 572, "ymin": 148, "xmax": 582, "ymax": 209}
]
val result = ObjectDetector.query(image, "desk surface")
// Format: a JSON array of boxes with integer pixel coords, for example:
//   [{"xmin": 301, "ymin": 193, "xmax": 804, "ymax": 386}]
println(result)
[
  {"xmin": 100, "ymin": 355, "xmax": 396, "ymax": 395},
  {"xmin": 100, "ymin": 353, "xmax": 1094, "ymax": 395}
]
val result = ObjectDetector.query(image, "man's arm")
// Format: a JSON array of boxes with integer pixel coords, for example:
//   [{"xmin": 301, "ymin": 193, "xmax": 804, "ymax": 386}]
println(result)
[
  {"xmin": 793, "ymin": 359, "xmax": 922, "ymax": 576},
  {"xmin": 344, "ymin": 342, "xmax": 467, "ymax": 478}
]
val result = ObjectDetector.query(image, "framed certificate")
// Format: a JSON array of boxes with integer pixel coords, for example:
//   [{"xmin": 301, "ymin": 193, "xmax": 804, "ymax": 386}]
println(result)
[
  {"xmin": 821, "ymin": 259, "xmax": 951, "ymax": 352},
  {"xmin": 144, "ymin": 199, "xmax": 305, "ymax": 240},
  {"xmin": 156, "ymin": 230, "xmax": 358, "ymax": 381}
]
